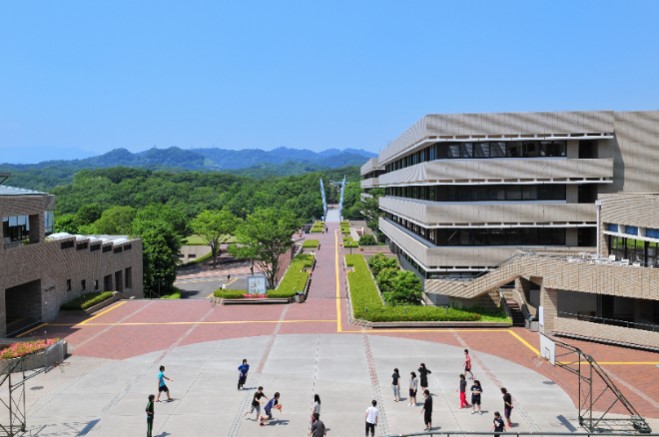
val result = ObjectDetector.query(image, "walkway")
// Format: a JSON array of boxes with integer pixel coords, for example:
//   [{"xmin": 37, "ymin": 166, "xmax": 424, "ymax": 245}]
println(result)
[{"xmin": 10, "ymin": 220, "xmax": 659, "ymax": 436}]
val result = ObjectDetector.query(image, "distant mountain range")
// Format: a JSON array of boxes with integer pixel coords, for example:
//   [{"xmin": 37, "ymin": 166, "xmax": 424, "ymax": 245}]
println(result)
[{"xmin": 0, "ymin": 146, "xmax": 376, "ymax": 189}]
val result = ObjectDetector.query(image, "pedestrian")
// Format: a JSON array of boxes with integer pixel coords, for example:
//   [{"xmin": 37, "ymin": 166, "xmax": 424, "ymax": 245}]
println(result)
[
  {"xmin": 458, "ymin": 374, "xmax": 470, "ymax": 408},
  {"xmin": 146, "ymin": 394, "xmax": 155, "ymax": 437},
  {"xmin": 260, "ymin": 392, "xmax": 281, "ymax": 426},
  {"xmin": 501, "ymin": 388, "xmax": 514, "ymax": 427},
  {"xmin": 421, "ymin": 389, "xmax": 433, "ymax": 431},
  {"xmin": 471, "ymin": 380, "xmax": 483, "ymax": 414},
  {"xmin": 311, "ymin": 394, "xmax": 321, "ymax": 424},
  {"xmin": 418, "ymin": 363, "xmax": 432, "ymax": 393},
  {"xmin": 392, "ymin": 368, "xmax": 401, "ymax": 402},
  {"xmin": 364, "ymin": 399, "xmax": 378, "ymax": 437},
  {"xmin": 308, "ymin": 412, "xmax": 327, "ymax": 437},
  {"xmin": 237, "ymin": 358, "xmax": 249, "ymax": 390},
  {"xmin": 464, "ymin": 349, "xmax": 474, "ymax": 379},
  {"xmin": 156, "ymin": 365, "xmax": 173, "ymax": 402},
  {"xmin": 408, "ymin": 371, "xmax": 418, "ymax": 406},
  {"xmin": 490, "ymin": 411, "xmax": 507, "ymax": 437},
  {"xmin": 227, "ymin": 274, "xmax": 231, "ymax": 282},
  {"xmin": 244, "ymin": 386, "xmax": 267, "ymax": 420}
]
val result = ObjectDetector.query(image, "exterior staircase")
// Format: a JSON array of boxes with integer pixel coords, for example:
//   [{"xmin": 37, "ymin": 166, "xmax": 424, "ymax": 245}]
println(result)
[{"xmin": 505, "ymin": 296, "xmax": 526, "ymax": 327}]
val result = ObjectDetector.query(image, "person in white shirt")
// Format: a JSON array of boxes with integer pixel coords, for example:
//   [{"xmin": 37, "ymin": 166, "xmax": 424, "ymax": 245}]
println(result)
[{"xmin": 364, "ymin": 399, "xmax": 378, "ymax": 437}]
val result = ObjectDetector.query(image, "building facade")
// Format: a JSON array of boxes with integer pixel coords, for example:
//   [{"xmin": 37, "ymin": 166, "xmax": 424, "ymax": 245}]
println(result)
[
  {"xmin": 363, "ymin": 111, "xmax": 659, "ymax": 281},
  {"xmin": 0, "ymin": 177, "xmax": 143, "ymax": 337}
]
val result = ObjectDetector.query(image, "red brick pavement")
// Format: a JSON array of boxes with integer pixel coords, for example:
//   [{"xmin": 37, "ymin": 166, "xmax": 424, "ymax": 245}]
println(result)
[{"xmin": 41, "ymin": 221, "xmax": 659, "ymax": 418}]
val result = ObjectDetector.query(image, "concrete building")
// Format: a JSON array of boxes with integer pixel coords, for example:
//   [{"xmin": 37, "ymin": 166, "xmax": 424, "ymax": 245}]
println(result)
[
  {"xmin": 363, "ymin": 111, "xmax": 659, "ymax": 349},
  {"xmin": 0, "ymin": 174, "xmax": 143, "ymax": 337}
]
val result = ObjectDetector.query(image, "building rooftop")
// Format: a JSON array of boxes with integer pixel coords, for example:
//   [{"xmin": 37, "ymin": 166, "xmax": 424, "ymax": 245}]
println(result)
[{"xmin": 0, "ymin": 184, "xmax": 48, "ymax": 197}]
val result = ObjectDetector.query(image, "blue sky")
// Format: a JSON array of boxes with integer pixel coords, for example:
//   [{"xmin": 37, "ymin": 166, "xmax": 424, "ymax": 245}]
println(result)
[{"xmin": 1, "ymin": 1, "xmax": 659, "ymax": 163}]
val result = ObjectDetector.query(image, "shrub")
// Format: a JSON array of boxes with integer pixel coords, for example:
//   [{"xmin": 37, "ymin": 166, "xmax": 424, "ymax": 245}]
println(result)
[
  {"xmin": 160, "ymin": 291, "xmax": 181, "ymax": 299},
  {"xmin": 343, "ymin": 237, "xmax": 358, "ymax": 248},
  {"xmin": 346, "ymin": 254, "xmax": 482, "ymax": 322},
  {"xmin": 213, "ymin": 289, "xmax": 246, "ymax": 299},
  {"xmin": 359, "ymin": 234, "xmax": 377, "ymax": 246},
  {"xmin": 266, "ymin": 254, "xmax": 314, "ymax": 298},
  {"xmin": 0, "ymin": 338, "xmax": 59, "ymax": 359},
  {"xmin": 368, "ymin": 253, "xmax": 398, "ymax": 277},
  {"xmin": 376, "ymin": 268, "xmax": 398, "ymax": 293},
  {"xmin": 303, "ymin": 239, "xmax": 320, "ymax": 249},
  {"xmin": 61, "ymin": 291, "xmax": 114, "ymax": 310},
  {"xmin": 385, "ymin": 271, "xmax": 423, "ymax": 305}
]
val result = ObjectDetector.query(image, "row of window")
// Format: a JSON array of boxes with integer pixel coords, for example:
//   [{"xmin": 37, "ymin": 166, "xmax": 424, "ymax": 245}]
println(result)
[
  {"xmin": 67, "ymin": 268, "xmax": 133, "ymax": 292},
  {"xmin": 385, "ymin": 184, "xmax": 567, "ymax": 202},
  {"xmin": 387, "ymin": 215, "xmax": 574, "ymax": 246},
  {"xmin": 2, "ymin": 215, "xmax": 30, "ymax": 242},
  {"xmin": 61, "ymin": 241, "xmax": 132, "ymax": 252},
  {"xmin": 609, "ymin": 236, "xmax": 659, "ymax": 267},
  {"xmin": 385, "ymin": 140, "xmax": 568, "ymax": 173}
]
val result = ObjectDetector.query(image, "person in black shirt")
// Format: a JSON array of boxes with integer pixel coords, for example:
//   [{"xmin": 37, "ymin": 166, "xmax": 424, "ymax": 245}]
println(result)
[
  {"xmin": 501, "ymin": 387, "xmax": 513, "ymax": 427},
  {"xmin": 490, "ymin": 411, "xmax": 506, "ymax": 437},
  {"xmin": 244, "ymin": 386, "xmax": 268, "ymax": 421},
  {"xmin": 418, "ymin": 363, "xmax": 432, "ymax": 392},
  {"xmin": 471, "ymin": 380, "xmax": 483, "ymax": 414},
  {"xmin": 421, "ymin": 389, "xmax": 433, "ymax": 431},
  {"xmin": 145, "ymin": 394, "xmax": 155, "ymax": 437},
  {"xmin": 392, "ymin": 368, "xmax": 401, "ymax": 402}
]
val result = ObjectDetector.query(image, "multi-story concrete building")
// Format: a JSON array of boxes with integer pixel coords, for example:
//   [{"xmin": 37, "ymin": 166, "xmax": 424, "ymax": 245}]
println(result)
[
  {"xmin": 363, "ymin": 110, "xmax": 659, "ymax": 349},
  {"xmin": 0, "ymin": 174, "xmax": 143, "ymax": 337},
  {"xmin": 363, "ymin": 111, "xmax": 659, "ymax": 280}
]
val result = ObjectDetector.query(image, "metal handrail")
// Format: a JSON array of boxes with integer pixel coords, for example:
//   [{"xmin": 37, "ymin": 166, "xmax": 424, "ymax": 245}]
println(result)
[{"xmin": 558, "ymin": 311, "xmax": 659, "ymax": 332}]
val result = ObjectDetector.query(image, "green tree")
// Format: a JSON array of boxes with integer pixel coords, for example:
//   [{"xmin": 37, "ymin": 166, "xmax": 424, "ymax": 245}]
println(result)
[
  {"xmin": 135, "ymin": 203, "xmax": 190, "ymax": 237},
  {"xmin": 76, "ymin": 203, "xmax": 103, "ymax": 226},
  {"xmin": 135, "ymin": 220, "xmax": 181, "ymax": 297},
  {"xmin": 55, "ymin": 213, "xmax": 79, "ymax": 234},
  {"xmin": 191, "ymin": 209, "xmax": 240, "ymax": 268},
  {"xmin": 91, "ymin": 205, "xmax": 136, "ymax": 235},
  {"xmin": 368, "ymin": 253, "xmax": 398, "ymax": 277},
  {"xmin": 233, "ymin": 207, "xmax": 301, "ymax": 289},
  {"xmin": 386, "ymin": 271, "xmax": 423, "ymax": 305},
  {"xmin": 376, "ymin": 267, "xmax": 398, "ymax": 293}
]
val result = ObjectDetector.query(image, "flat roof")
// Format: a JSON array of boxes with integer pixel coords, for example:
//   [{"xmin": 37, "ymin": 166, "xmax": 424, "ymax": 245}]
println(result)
[{"xmin": 0, "ymin": 185, "xmax": 48, "ymax": 196}]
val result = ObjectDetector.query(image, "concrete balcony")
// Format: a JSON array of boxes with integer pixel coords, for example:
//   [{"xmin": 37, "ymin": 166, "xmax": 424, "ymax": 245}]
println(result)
[
  {"xmin": 379, "ymin": 158, "xmax": 614, "ymax": 186},
  {"xmin": 360, "ymin": 177, "xmax": 379, "ymax": 190},
  {"xmin": 360, "ymin": 158, "xmax": 384, "ymax": 176},
  {"xmin": 380, "ymin": 197, "xmax": 596, "ymax": 227},
  {"xmin": 379, "ymin": 217, "xmax": 585, "ymax": 268}
]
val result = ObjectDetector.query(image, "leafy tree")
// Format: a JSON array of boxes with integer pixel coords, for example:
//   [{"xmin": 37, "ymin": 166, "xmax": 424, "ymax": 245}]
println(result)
[
  {"xmin": 191, "ymin": 209, "xmax": 240, "ymax": 268},
  {"xmin": 376, "ymin": 268, "xmax": 398, "ymax": 293},
  {"xmin": 359, "ymin": 234, "xmax": 377, "ymax": 245},
  {"xmin": 233, "ymin": 207, "xmax": 301, "ymax": 289},
  {"xmin": 91, "ymin": 205, "xmax": 136, "ymax": 235},
  {"xmin": 76, "ymin": 203, "xmax": 103, "ymax": 226},
  {"xmin": 135, "ymin": 203, "xmax": 190, "ymax": 237},
  {"xmin": 386, "ymin": 270, "xmax": 423, "ymax": 305},
  {"xmin": 362, "ymin": 188, "xmax": 384, "ymax": 233},
  {"xmin": 55, "ymin": 213, "xmax": 79, "ymax": 234},
  {"xmin": 368, "ymin": 253, "xmax": 398, "ymax": 277},
  {"xmin": 135, "ymin": 220, "xmax": 181, "ymax": 297}
]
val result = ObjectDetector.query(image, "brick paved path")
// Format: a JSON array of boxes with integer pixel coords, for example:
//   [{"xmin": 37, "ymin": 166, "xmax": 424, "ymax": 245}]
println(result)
[{"xmin": 23, "ymin": 219, "xmax": 659, "ymax": 436}]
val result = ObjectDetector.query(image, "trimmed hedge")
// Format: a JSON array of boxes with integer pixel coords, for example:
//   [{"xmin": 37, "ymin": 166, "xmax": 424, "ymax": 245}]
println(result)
[
  {"xmin": 310, "ymin": 221, "xmax": 325, "ymax": 233},
  {"xmin": 343, "ymin": 237, "xmax": 358, "ymax": 248},
  {"xmin": 212, "ymin": 254, "xmax": 315, "ymax": 299},
  {"xmin": 359, "ymin": 234, "xmax": 377, "ymax": 246},
  {"xmin": 340, "ymin": 221, "xmax": 350, "ymax": 235},
  {"xmin": 303, "ymin": 239, "xmax": 320, "ymax": 249},
  {"xmin": 346, "ymin": 254, "xmax": 482, "ymax": 322},
  {"xmin": 213, "ymin": 289, "xmax": 247, "ymax": 299},
  {"xmin": 61, "ymin": 291, "xmax": 114, "ymax": 310}
]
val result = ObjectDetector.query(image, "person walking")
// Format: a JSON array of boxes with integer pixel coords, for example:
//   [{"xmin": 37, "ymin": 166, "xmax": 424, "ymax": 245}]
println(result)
[
  {"xmin": 490, "ymin": 411, "xmax": 507, "ymax": 437},
  {"xmin": 458, "ymin": 374, "xmax": 470, "ymax": 408},
  {"xmin": 308, "ymin": 413, "xmax": 326, "ymax": 437},
  {"xmin": 421, "ymin": 389, "xmax": 433, "ymax": 431},
  {"xmin": 464, "ymin": 349, "xmax": 474, "ymax": 380},
  {"xmin": 156, "ymin": 365, "xmax": 173, "ymax": 402},
  {"xmin": 392, "ymin": 368, "xmax": 401, "ymax": 402},
  {"xmin": 244, "ymin": 386, "xmax": 267, "ymax": 421},
  {"xmin": 146, "ymin": 394, "xmax": 155, "ymax": 437},
  {"xmin": 408, "ymin": 371, "xmax": 418, "ymax": 406},
  {"xmin": 471, "ymin": 380, "xmax": 483, "ymax": 414},
  {"xmin": 260, "ymin": 392, "xmax": 281, "ymax": 426},
  {"xmin": 237, "ymin": 359, "xmax": 250, "ymax": 390},
  {"xmin": 501, "ymin": 388, "xmax": 514, "ymax": 427},
  {"xmin": 418, "ymin": 363, "xmax": 432, "ymax": 393},
  {"xmin": 311, "ymin": 394, "xmax": 321, "ymax": 424},
  {"xmin": 365, "ymin": 399, "xmax": 379, "ymax": 437}
]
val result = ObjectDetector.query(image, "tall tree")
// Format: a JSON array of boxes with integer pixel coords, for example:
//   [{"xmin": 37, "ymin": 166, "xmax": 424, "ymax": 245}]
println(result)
[
  {"xmin": 191, "ymin": 209, "xmax": 240, "ymax": 268},
  {"xmin": 234, "ymin": 208, "xmax": 301, "ymax": 289},
  {"xmin": 91, "ymin": 205, "xmax": 136, "ymax": 235},
  {"xmin": 134, "ymin": 220, "xmax": 181, "ymax": 297}
]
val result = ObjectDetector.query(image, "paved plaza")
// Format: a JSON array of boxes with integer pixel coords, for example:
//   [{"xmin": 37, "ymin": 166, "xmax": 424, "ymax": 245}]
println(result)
[{"xmin": 7, "ymin": 221, "xmax": 659, "ymax": 436}]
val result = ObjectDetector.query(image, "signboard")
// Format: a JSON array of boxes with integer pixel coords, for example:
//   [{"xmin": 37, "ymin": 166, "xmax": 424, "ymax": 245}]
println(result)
[{"xmin": 247, "ymin": 275, "xmax": 267, "ymax": 295}]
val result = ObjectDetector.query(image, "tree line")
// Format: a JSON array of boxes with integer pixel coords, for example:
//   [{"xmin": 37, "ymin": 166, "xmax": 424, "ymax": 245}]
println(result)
[{"xmin": 50, "ymin": 166, "xmax": 363, "ymax": 295}]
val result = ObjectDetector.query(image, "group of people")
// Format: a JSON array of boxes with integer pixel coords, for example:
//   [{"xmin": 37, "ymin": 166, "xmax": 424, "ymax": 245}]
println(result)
[
  {"xmin": 388, "ymin": 350, "xmax": 515, "ymax": 435},
  {"xmin": 145, "ymin": 350, "xmax": 514, "ymax": 437}
]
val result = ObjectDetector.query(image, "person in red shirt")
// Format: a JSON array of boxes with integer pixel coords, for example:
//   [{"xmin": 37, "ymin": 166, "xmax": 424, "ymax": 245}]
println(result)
[{"xmin": 463, "ymin": 349, "xmax": 474, "ymax": 380}]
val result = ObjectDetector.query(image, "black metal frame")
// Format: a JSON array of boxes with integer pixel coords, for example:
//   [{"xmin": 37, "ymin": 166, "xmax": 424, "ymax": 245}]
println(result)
[{"xmin": 0, "ymin": 355, "xmax": 46, "ymax": 436}]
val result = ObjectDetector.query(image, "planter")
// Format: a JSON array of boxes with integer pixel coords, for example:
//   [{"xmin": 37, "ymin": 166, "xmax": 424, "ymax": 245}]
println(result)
[
  {"xmin": 0, "ymin": 340, "xmax": 68, "ymax": 374},
  {"xmin": 84, "ymin": 292, "xmax": 123, "ymax": 315}
]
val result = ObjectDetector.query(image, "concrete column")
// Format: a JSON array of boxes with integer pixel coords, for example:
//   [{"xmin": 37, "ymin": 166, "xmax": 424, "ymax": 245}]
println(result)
[
  {"xmin": 540, "ymin": 286, "xmax": 559, "ymax": 332},
  {"xmin": 567, "ymin": 140, "xmax": 579, "ymax": 158},
  {"xmin": 566, "ymin": 185, "xmax": 578, "ymax": 203},
  {"xmin": 565, "ymin": 229, "xmax": 578, "ymax": 246}
]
